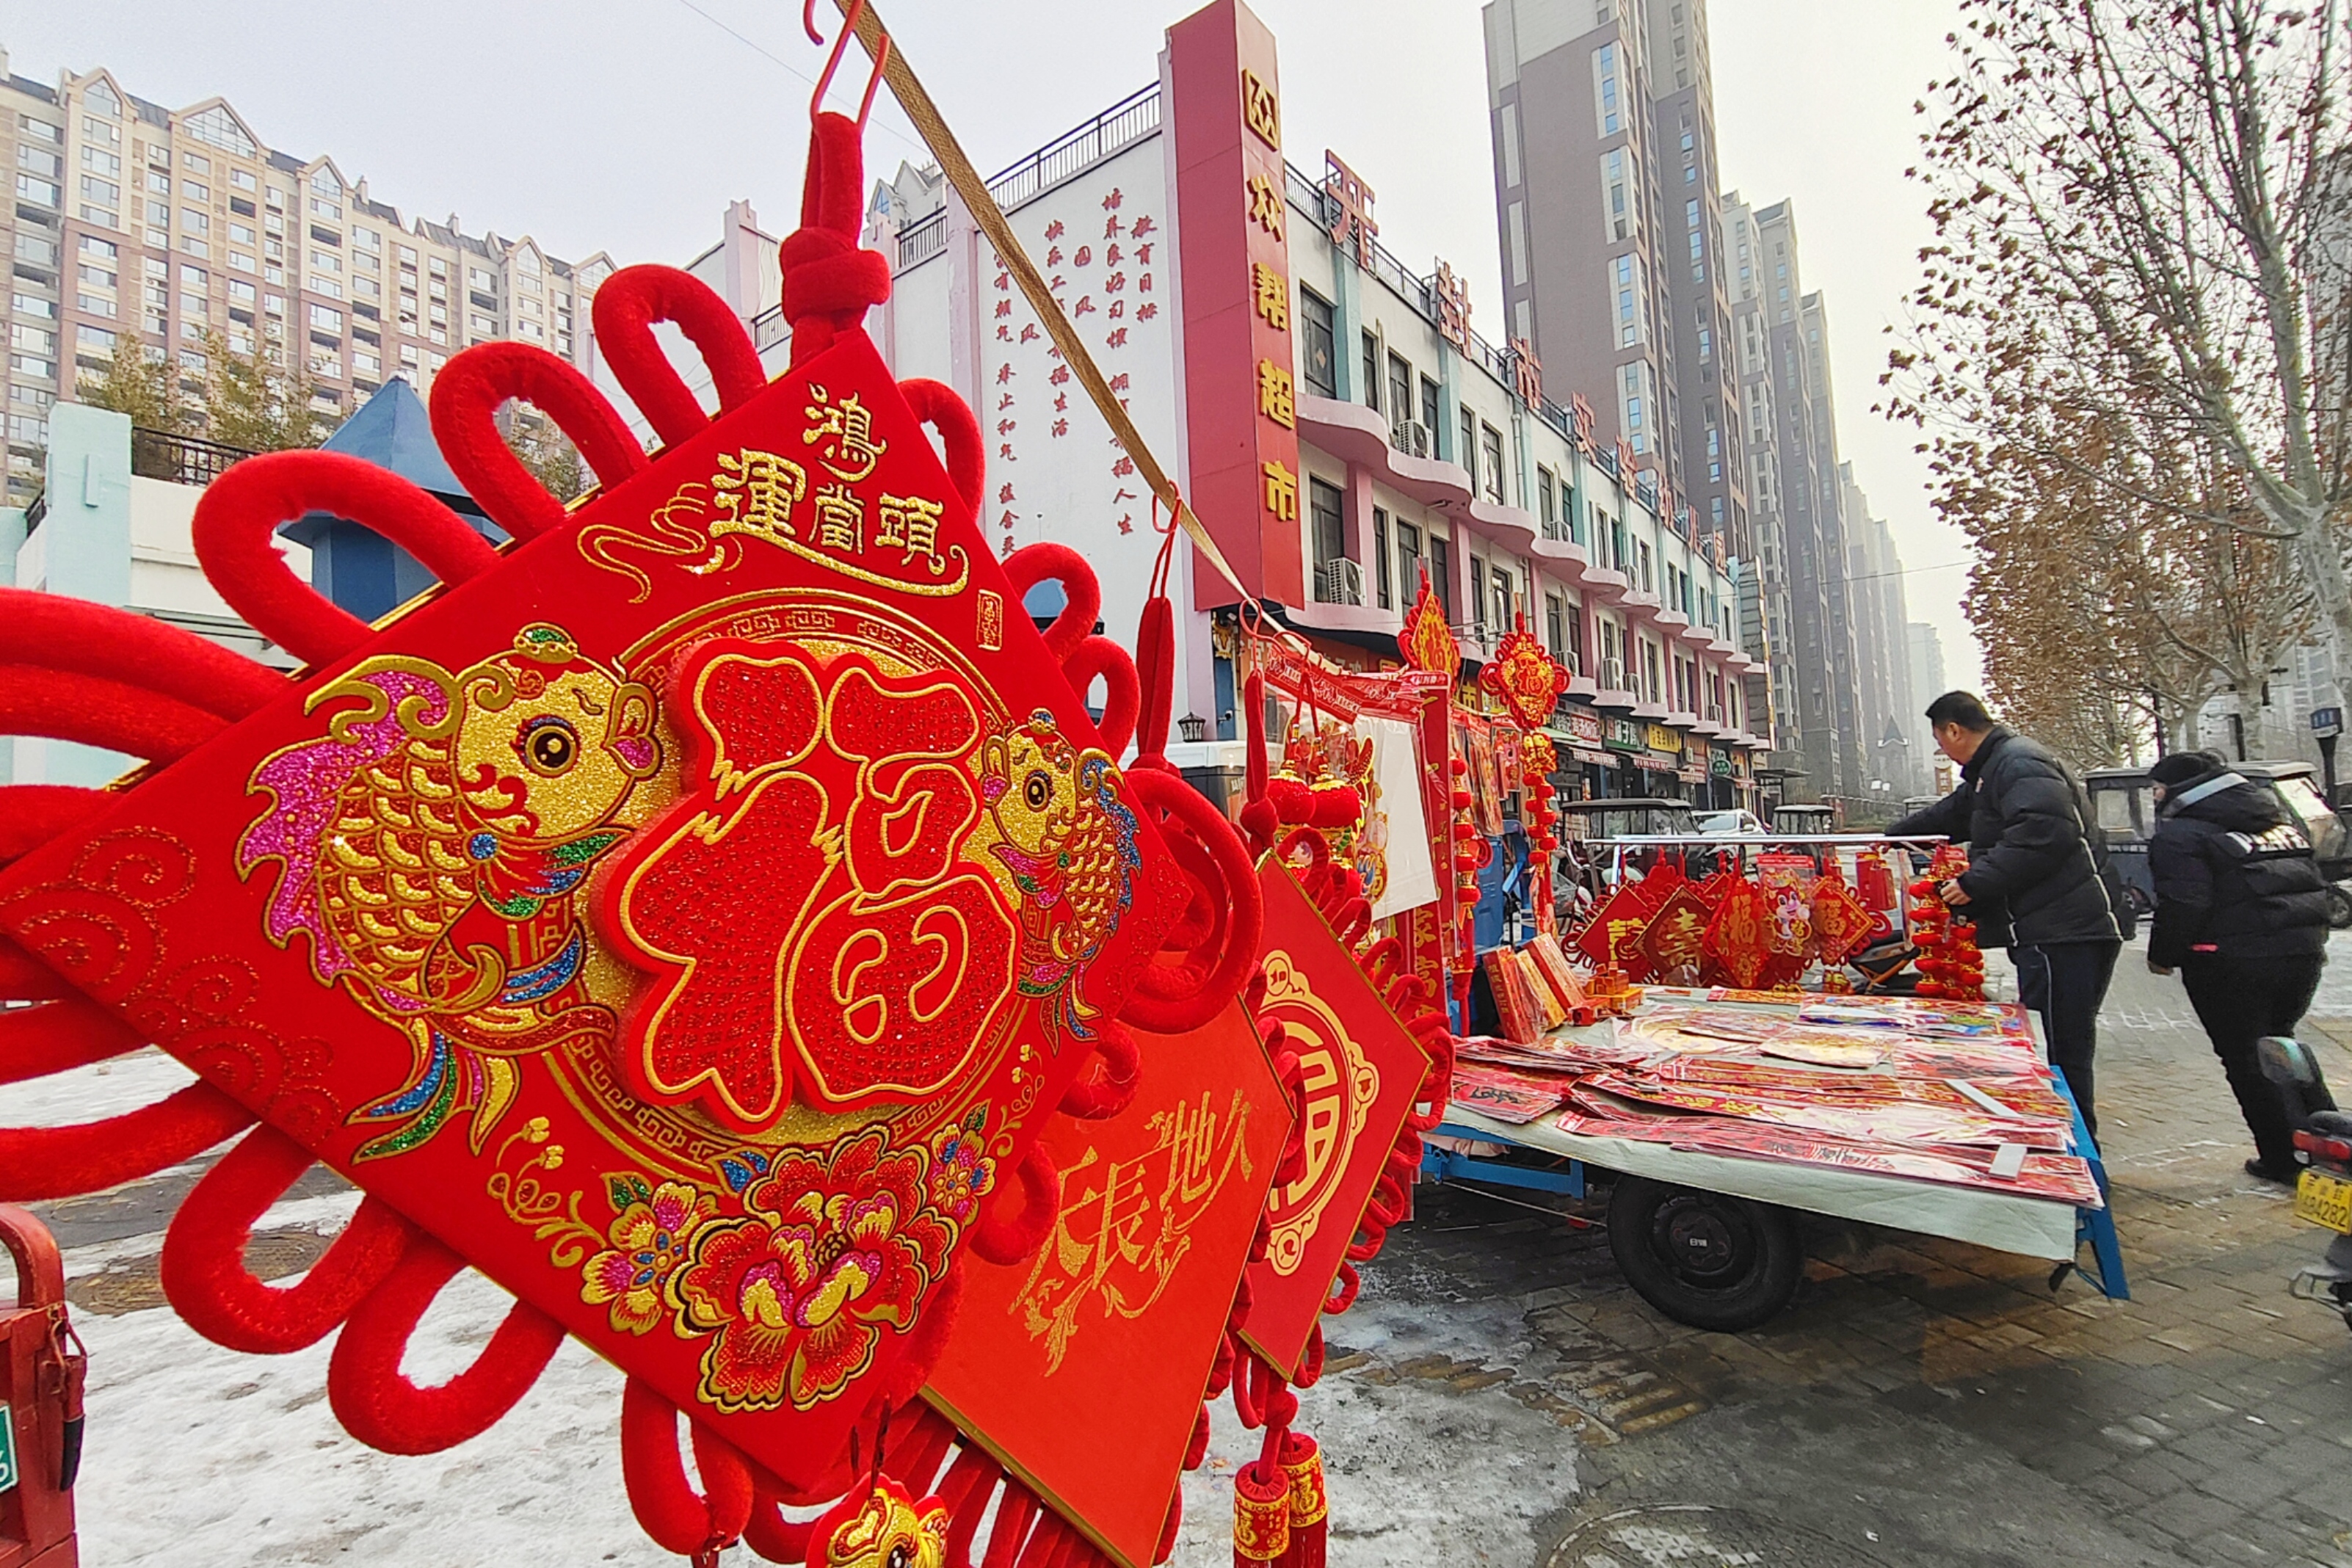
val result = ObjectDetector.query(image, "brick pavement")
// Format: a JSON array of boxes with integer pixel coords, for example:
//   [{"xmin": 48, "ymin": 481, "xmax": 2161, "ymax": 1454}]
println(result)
[{"xmin": 1333, "ymin": 944, "xmax": 2352, "ymax": 1567}]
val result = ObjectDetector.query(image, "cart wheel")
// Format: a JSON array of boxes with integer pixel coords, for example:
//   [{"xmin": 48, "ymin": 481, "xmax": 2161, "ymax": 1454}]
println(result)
[
  {"xmin": 1606, "ymin": 1175, "xmax": 1802, "ymax": 1332},
  {"xmin": 2326, "ymin": 883, "xmax": 2352, "ymax": 932}
]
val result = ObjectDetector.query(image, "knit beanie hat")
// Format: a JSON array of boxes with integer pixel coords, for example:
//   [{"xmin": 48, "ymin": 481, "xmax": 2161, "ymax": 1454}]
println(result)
[{"xmin": 2149, "ymin": 749, "xmax": 2225, "ymax": 788}]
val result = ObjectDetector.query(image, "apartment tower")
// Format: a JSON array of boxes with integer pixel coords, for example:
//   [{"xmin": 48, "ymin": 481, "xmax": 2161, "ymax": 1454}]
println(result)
[
  {"xmin": 0, "ymin": 48, "xmax": 616, "ymax": 509},
  {"xmin": 1482, "ymin": 0, "xmax": 1748, "ymax": 565}
]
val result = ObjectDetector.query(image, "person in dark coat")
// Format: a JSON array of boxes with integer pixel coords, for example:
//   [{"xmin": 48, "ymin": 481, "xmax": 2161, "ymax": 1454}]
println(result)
[
  {"xmin": 1889, "ymin": 692, "xmax": 2121, "ymax": 1133},
  {"xmin": 2145, "ymin": 749, "xmax": 2331, "ymax": 1181}
]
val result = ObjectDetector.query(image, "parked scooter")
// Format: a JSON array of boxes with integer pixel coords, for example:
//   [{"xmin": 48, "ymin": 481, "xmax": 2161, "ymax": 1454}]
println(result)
[{"xmin": 2254, "ymin": 1036, "xmax": 2352, "ymax": 1332}]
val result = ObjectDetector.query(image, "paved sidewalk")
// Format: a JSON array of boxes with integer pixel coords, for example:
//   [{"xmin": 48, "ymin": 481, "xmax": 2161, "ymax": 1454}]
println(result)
[{"xmin": 1326, "ymin": 937, "xmax": 2352, "ymax": 1567}]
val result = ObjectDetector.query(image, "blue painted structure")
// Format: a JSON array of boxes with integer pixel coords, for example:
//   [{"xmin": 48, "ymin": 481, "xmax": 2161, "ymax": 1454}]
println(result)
[{"xmin": 280, "ymin": 378, "xmax": 503, "ymax": 621}]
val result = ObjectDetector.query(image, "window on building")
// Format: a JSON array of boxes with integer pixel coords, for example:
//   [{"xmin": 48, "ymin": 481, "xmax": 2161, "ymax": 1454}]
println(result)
[
  {"xmin": 1545, "ymin": 594, "xmax": 1565, "ymax": 662},
  {"xmin": 1459, "ymin": 407, "xmax": 1477, "ymax": 489},
  {"xmin": 1492, "ymin": 565, "xmax": 1514, "ymax": 631},
  {"xmin": 1430, "ymin": 535, "xmax": 1452, "ymax": 620},
  {"xmin": 1596, "ymin": 43, "xmax": 1621, "ymax": 135},
  {"xmin": 1308, "ymin": 476, "xmax": 1345, "ymax": 575},
  {"xmin": 1299, "ymin": 287, "xmax": 1335, "ymax": 398},
  {"xmin": 1395, "ymin": 519, "xmax": 1421, "ymax": 603},
  {"xmin": 1386, "ymin": 351, "xmax": 1412, "ymax": 432},
  {"xmin": 1603, "ymin": 149, "xmax": 1629, "ymax": 242},
  {"xmin": 1480, "ymin": 423, "xmax": 1504, "ymax": 503},
  {"xmin": 1537, "ymin": 466, "xmax": 1556, "ymax": 529},
  {"xmin": 1468, "ymin": 553, "xmax": 1487, "ymax": 633},
  {"xmin": 1419, "ymin": 374, "xmax": 1441, "ymax": 436},
  {"xmin": 1565, "ymin": 604, "xmax": 1586, "ymax": 674},
  {"xmin": 19, "ymin": 115, "xmax": 61, "ymax": 144},
  {"xmin": 1614, "ymin": 254, "xmax": 1640, "ymax": 346},
  {"xmin": 1373, "ymin": 507, "xmax": 1392, "ymax": 608},
  {"xmin": 309, "ymin": 302, "xmax": 342, "ymax": 331},
  {"xmin": 1361, "ymin": 330, "xmax": 1380, "ymax": 413}
]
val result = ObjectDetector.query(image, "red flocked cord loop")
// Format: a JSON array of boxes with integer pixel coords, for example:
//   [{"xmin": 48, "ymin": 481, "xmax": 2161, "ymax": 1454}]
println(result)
[
  {"xmin": 0, "ymin": 940, "xmax": 67, "ymax": 1003},
  {"xmin": 1001, "ymin": 542, "xmax": 1103, "ymax": 663},
  {"xmin": 1057, "ymin": 1017, "xmax": 1141, "ymax": 1121},
  {"xmin": 428, "ymin": 342, "xmax": 648, "ymax": 544},
  {"xmin": 1133, "ymin": 595, "xmax": 1177, "ymax": 766},
  {"xmin": 0, "ymin": 785, "xmax": 109, "ymax": 868},
  {"xmin": 0, "ymin": 587, "xmax": 288, "ymax": 721},
  {"xmin": 326, "ymin": 1233, "xmax": 567, "ymax": 1454},
  {"xmin": 1061, "ymin": 635, "xmax": 1141, "ymax": 757},
  {"xmin": 0, "ymin": 666, "xmax": 227, "ymax": 764},
  {"xmin": 591, "ymin": 264, "xmax": 768, "ymax": 448},
  {"xmin": 0, "ymin": 997, "xmax": 139, "ymax": 1084},
  {"xmin": 190, "ymin": 451, "xmax": 504, "ymax": 667},
  {"xmin": 1238, "ymin": 670, "xmax": 1277, "ymax": 854},
  {"xmin": 967, "ymin": 1143, "xmax": 1060, "ymax": 1267},
  {"xmin": 159, "ymin": 1124, "xmax": 412, "ymax": 1354},
  {"xmin": 1119, "ymin": 769, "xmax": 1263, "ymax": 1034},
  {"xmin": 621, "ymin": 1376, "xmax": 756, "ymax": 1559},
  {"xmin": 899, "ymin": 379, "xmax": 985, "ymax": 515},
  {"xmin": 0, "ymin": 1083, "xmax": 253, "ymax": 1202},
  {"xmin": 784, "ymin": 112, "xmax": 894, "ymax": 366}
]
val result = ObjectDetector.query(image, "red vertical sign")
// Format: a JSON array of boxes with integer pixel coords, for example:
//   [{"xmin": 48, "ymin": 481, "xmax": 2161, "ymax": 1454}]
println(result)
[{"xmin": 1169, "ymin": 0, "xmax": 1304, "ymax": 608}]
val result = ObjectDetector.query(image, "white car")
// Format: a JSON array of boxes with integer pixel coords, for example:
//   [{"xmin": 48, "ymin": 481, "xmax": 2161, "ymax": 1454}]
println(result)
[{"xmin": 1695, "ymin": 809, "xmax": 1765, "ymax": 838}]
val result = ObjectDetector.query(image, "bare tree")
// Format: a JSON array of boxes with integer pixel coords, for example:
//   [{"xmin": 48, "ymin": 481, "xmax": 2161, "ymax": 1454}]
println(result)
[
  {"xmin": 504, "ymin": 409, "xmax": 588, "ymax": 504},
  {"xmin": 1887, "ymin": 0, "xmax": 2352, "ymax": 688},
  {"xmin": 73, "ymin": 341, "xmax": 196, "ymax": 435}
]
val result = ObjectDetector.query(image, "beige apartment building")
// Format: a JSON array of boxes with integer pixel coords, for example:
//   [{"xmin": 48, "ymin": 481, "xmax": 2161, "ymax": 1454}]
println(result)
[{"xmin": 0, "ymin": 46, "xmax": 617, "ymax": 509}]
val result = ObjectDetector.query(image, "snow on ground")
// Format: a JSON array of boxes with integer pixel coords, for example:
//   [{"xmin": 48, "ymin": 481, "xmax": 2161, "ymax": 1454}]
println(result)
[
  {"xmin": 6, "ymin": 1044, "xmax": 198, "ymax": 1128},
  {"xmin": 75, "ymin": 1271, "xmax": 664, "ymax": 1567},
  {"xmin": 77, "ymin": 1262, "xmax": 1574, "ymax": 1568}
]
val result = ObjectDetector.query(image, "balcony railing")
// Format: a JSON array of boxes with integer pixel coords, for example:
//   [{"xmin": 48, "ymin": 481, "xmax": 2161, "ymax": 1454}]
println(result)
[
  {"xmin": 893, "ymin": 84, "xmax": 1162, "ymax": 270},
  {"xmin": 131, "ymin": 427, "xmax": 258, "ymax": 487}
]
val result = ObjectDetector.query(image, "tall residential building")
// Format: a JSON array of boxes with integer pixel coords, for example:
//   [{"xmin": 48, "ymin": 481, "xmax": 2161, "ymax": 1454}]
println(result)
[
  {"xmin": 1907, "ymin": 620, "xmax": 1948, "ymax": 783},
  {"xmin": 1722, "ymin": 192, "xmax": 1795, "ymax": 764},
  {"xmin": 1722, "ymin": 194, "xmax": 1862, "ymax": 799},
  {"xmin": 1481, "ymin": 0, "xmax": 1748, "ymax": 564},
  {"xmin": 0, "ymin": 47, "xmax": 615, "ymax": 509},
  {"xmin": 1843, "ymin": 465, "xmax": 1921, "ymax": 799}
]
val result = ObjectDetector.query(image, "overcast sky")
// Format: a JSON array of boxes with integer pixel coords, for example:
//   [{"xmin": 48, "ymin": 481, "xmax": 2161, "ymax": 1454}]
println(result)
[{"xmin": 8, "ymin": 0, "xmax": 1981, "ymax": 692}]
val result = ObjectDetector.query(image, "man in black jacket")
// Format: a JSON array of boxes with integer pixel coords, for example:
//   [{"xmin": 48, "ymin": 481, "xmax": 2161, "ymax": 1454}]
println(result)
[
  {"xmin": 2146, "ymin": 749, "xmax": 2331, "ymax": 1181},
  {"xmin": 1889, "ymin": 692, "xmax": 2121, "ymax": 1133}
]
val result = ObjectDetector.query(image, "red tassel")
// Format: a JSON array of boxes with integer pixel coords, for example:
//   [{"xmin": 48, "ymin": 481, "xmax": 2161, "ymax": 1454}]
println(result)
[
  {"xmin": 1233, "ymin": 1459, "xmax": 1290, "ymax": 1568},
  {"xmin": 1276, "ymin": 1434, "xmax": 1326, "ymax": 1568}
]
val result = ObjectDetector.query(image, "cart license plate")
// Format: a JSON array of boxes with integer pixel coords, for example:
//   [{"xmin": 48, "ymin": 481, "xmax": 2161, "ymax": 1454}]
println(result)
[{"xmin": 2293, "ymin": 1169, "xmax": 2352, "ymax": 1234}]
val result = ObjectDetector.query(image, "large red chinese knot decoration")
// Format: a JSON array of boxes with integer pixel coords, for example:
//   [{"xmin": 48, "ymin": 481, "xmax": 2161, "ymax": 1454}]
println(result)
[
  {"xmin": 1477, "ymin": 615, "xmax": 1568, "ymax": 732},
  {"xmin": 0, "ymin": 106, "xmax": 1266, "ymax": 1564}
]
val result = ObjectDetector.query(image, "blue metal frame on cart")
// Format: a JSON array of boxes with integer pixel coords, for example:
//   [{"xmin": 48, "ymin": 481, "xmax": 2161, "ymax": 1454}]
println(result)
[
  {"xmin": 1420, "ymin": 1086, "xmax": 2131, "ymax": 1304},
  {"xmin": 1423, "ymin": 1123, "xmax": 1586, "ymax": 1197}
]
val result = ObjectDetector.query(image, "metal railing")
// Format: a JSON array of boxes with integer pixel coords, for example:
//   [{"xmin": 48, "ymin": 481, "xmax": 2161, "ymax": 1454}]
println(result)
[
  {"xmin": 896, "ymin": 84, "xmax": 1163, "ymax": 272},
  {"xmin": 987, "ymin": 84, "xmax": 1161, "ymax": 211},
  {"xmin": 131, "ymin": 427, "xmax": 257, "ymax": 487}
]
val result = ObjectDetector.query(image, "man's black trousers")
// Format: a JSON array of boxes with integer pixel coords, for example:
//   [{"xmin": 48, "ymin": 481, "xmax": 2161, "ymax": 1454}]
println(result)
[{"xmin": 2014, "ymin": 940, "xmax": 2121, "ymax": 1140}]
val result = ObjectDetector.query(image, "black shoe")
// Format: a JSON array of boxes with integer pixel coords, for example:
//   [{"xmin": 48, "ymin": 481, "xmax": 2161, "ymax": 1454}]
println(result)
[{"xmin": 2245, "ymin": 1158, "xmax": 2298, "ymax": 1186}]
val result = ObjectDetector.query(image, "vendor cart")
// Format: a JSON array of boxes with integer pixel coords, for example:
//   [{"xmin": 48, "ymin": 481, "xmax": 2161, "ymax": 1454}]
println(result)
[{"xmin": 1420, "ymin": 998, "xmax": 2129, "ymax": 1332}]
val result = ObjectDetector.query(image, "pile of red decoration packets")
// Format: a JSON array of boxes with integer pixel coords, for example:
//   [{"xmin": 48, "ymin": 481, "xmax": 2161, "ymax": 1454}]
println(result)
[{"xmin": 1456, "ymin": 992, "xmax": 2102, "ymax": 1205}]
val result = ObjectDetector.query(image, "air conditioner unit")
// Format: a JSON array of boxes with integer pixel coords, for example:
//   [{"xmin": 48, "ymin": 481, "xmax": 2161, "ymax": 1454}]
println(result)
[
  {"xmin": 1390, "ymin": 418, "xmax": 1431, "ymax": 458},
  {"xmin": 1600, "ymin": 657, "xmax": 1627, "ymax": 692},
  {"xmin": 1315, "ymin": 557, "xmax": 1363, "ymax": 606}
]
